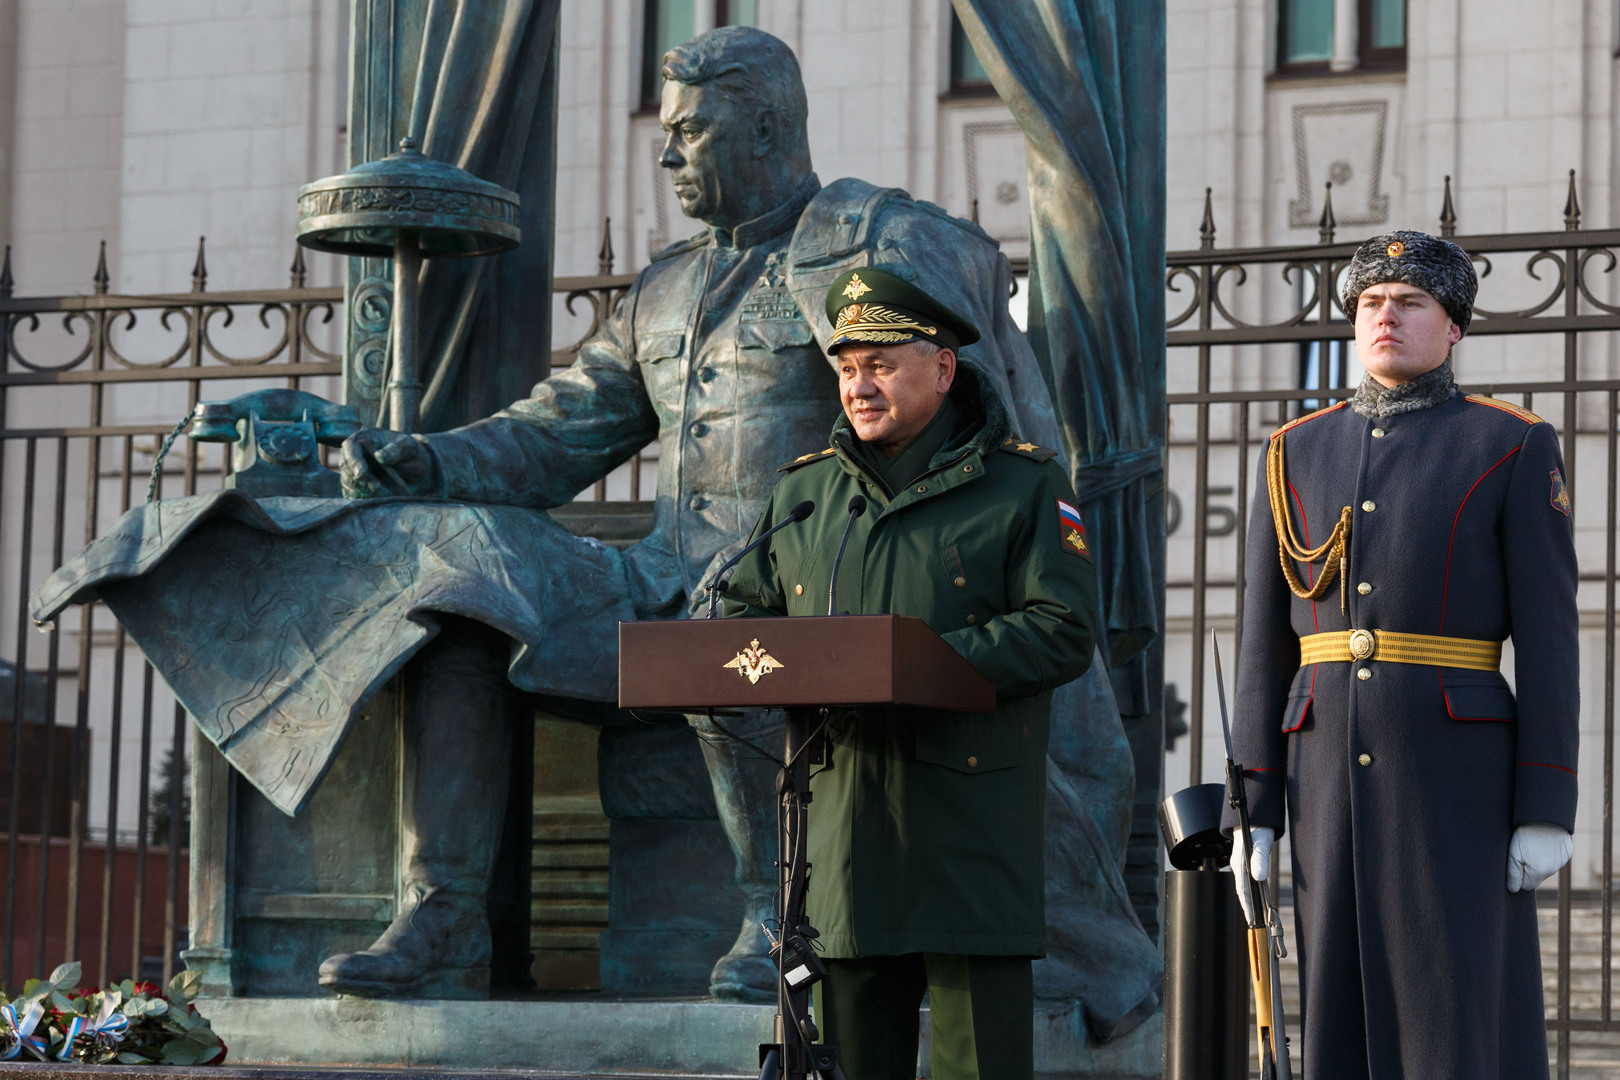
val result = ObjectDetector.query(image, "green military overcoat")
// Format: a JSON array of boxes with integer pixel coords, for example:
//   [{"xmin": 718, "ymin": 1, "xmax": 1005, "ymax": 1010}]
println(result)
[{"xmin": 723, "ymin": 364, "xmax": 1100, "ymax": 957}]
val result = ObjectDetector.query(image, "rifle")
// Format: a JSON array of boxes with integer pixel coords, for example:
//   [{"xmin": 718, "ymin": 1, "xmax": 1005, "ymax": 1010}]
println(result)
[{"xmin": 1212, "ymin": 630, "xmax": 1292, "ymax": 1080}]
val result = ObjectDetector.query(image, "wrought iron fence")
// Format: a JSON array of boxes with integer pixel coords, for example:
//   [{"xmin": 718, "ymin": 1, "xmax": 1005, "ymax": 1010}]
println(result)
[{"xmin": 1165, "ymin": 174, "xmax": 1620, "ymax": 1077}]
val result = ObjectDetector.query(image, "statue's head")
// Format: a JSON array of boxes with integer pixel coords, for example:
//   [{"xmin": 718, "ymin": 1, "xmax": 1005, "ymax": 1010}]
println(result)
[{"xmin": 658, "ymin": 27, "xmax": 813, "ymax": 230}]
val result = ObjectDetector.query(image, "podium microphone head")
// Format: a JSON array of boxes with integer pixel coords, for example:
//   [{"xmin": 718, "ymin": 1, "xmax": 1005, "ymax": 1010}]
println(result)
[
  {"xmin": 847, "ymin": 495, "xmax": 867, "ymax": 518},
  {"xmin": 789, "ymin": 500, "xmax": 816, "ymax": 522}
]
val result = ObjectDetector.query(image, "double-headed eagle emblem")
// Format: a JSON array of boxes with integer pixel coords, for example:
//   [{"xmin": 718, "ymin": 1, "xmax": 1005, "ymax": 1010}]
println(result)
[{"xmin": 724, "ymin": 638, "xmax": 784, "ymax": 684}]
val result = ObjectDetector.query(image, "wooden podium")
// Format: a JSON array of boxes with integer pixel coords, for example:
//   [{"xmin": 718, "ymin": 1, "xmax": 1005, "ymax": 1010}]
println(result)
[
  {"xmin": 618, "ymin": 615, "xmax": 993, "ymax": 1080},
  {"xmin": 619, "ymin": 614, "xmax": 995, "ymax": 713}
]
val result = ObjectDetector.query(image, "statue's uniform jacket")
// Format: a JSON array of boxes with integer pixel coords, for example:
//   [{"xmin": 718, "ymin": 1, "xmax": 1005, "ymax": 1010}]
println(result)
[
  {"xmin": 721, "ymin": 366, "xmax": 1100, "ymax": 956},
  {"xmin": 1231, "ymin": 393, "xmax": 1579, "ymax": 1080},
  {"xmin": 414, "ymin": 176, "xmax": 1059, "ymax": 619}
]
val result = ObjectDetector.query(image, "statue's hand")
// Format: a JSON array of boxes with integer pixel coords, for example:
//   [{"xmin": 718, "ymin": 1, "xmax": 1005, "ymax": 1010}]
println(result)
[{"xmin": 340, "ymin": 429, "xmax": 433, "ymax": 499}]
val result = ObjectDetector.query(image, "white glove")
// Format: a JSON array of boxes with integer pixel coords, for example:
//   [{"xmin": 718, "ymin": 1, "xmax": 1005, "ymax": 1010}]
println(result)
[
  {"xmin": 1507, "ymin": 823, "xmax": 1573, "ymax": 893},
  {"xmin": 1229, "ymin": 826, "xmax": 1275, "ymax": 924}
]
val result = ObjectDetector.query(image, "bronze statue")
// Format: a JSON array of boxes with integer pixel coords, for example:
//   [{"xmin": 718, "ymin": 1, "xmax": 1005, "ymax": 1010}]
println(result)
[{"xmin": 33, "ymin": 27, "xmax": 1154, "ymax": 1023}]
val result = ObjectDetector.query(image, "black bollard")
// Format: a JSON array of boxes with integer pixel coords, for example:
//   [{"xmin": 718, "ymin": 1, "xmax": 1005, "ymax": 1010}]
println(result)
[
  {"xmin": 1163, "ymin": 866, "xmax": 1249, "ymax": 1080},
  {"xmin": 1159, "ymin": 783, "xmax": 1251, "ymax": 1080}
]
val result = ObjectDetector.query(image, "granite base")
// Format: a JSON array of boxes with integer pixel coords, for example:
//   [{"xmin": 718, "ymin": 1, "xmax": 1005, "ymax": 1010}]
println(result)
[{"xmin": 186, "ymin": 997, "xmax": 1161, "ymax": 1079}]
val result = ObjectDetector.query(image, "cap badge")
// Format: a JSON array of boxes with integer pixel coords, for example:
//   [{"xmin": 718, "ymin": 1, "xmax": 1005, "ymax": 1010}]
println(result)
[
  {"xmin": 723, "ymin": 638, "xmax": 784, "ymax": 685},
  {"xmin": 842, "ymin": 273, "xmax": 872, "ymax": 301},
  {"xmin": 1386, "ymin": 240, "xmax": 1405, "ymax": 258}
]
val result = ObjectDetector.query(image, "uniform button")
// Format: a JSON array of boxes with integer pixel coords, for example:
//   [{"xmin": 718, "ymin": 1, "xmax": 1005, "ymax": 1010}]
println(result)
[
  {"xmin": 916, "ymin": 485, "xmax": 928, "ymax": 494},
  {"xmin": 1358, "ymin": 582, "xmax": 1372, "ymax": 595},
  {"xmin": 1357, "ymin": 667, "xmax": 1372, "ymax": 680},
  {"xmin": 966, "ymin": 756, "xmax": 978, "ymax": 768},
  {"xmin": 794, "ymin": 585, "xmax": 803, "ymax": 596},
  {"xmin": 1361, "ymin": 500, "xmax": 1376, "ymax": 512},
  {"xmin": 953, "ymin": 576, "xmax": 967, "ymax": 588},
  {"xmin": 698, "ymin": 367, "xmax": 716, "ymax": 383},
  {"xmin": 688, "ymin": 495, "xmax": 708, "ymax": 510},
  {"xmin": 963, "ymin": 465, "xmax": 973, "ymax": 473},
  {"xmin": 1358, "ymin": 753, "xmax": 1372, "ymax": 766},
  {"xmin": 690, "ymin": 422, "xmax": 709, "ymax": 437},
  {"xmin": 966, "ymin": 614, "xmax": 977, "ymax": 625},
  {"xmin": 1371, "ymin": 428, "xmax": 1385, "ymax": 438}
]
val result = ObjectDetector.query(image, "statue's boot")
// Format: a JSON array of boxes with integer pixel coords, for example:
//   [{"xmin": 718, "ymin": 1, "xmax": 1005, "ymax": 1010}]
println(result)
[
  {"xmin": 320, "ymin": 621, "xmax": 511, "ymax": 998},
  {"xmin": 693, "ymin": 709, "xmax": 783, "ymax": 1001}
]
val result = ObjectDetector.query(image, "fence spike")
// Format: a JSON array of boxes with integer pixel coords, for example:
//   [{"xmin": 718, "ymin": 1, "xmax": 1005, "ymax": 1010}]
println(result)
[
  {"xmin": 0, "ymin": 245, "xmax": 12, "ymax": 300},
  {"xmin": 93, "ymin": 241, "xmax": 109, "ymax": 296},
  {"xmin": 1439, "ymin": 175, "xmax": 1457, "ymax": 238},
  {"xmin": 191, "ymin": 236, "xmax": 208, "ymax": 293},
  {"xmin": 1199, "ymin": 187, "xmax": 1217, "ymax": 250},
  {"xmin": 597, "ymin": 217, "xmax": 614, "ymax": 276},
  {"xmin": 289, "ymin": 245, "xmax": 307, "ymax": 289},
  {"xmin": 1317, "ymin": 182, "xmax": 1336, "ymax": 244},
  {"xmin": 1564, "ymin": 169, "xmax": 1581, "ymax": 232}
]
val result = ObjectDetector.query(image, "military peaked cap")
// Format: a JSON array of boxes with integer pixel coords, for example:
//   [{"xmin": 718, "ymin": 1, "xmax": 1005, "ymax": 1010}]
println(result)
[
  {"xmin": 824, "ymin": 267, "xmax": 980, "ymax": 352},
  {"xmin": 1342, "ymin": 230, "xmax": 1479, "ymax": 336}
]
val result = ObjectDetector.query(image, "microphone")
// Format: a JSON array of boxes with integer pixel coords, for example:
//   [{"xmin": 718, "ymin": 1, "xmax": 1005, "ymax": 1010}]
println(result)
[
  {"xmin": 827, "ymin": 495, "xmax": 868, "ymax": 616},
  {"xmin": 704, "ymin": 499, "xmax": 815, "ymax": 618}
]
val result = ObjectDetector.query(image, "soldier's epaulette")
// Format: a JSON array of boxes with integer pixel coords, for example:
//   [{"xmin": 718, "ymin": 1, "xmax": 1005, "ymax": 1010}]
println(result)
[
  {"xmin": 779, "ymin": 447, "xmax": 837, "ymax": 472},
  {"xmin": 1465, "ymin": 394, "xmax": 1544, "ymax": 424},
  {"xmin": 1270, "ymin": 400, "xmax": 1348, "ymax": 439},
  {"xmin": 649, "ymin": 231, "xmax": 709, "ymax": 263},
  {"xmin": 998, "ymin": 436, "xmax": 1058, "ymax": 462}
]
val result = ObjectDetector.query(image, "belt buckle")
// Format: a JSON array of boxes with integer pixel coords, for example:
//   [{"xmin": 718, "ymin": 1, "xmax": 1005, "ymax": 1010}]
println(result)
[{"xmin": 1348, "ymin": 628, "xmax": 1375, "ymax": 661}]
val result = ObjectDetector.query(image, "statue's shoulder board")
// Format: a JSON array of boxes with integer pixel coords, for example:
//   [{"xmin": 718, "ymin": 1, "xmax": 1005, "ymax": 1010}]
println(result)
[{"xmin": 649, "ymin": 232, "xmax": 709, "ymax": 263}]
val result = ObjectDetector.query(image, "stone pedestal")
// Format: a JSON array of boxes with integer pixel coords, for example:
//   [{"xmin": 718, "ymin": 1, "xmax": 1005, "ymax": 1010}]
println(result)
[{"xmin": 193, "ymin": 997, "xmax": 1165, "ymax": 1078}]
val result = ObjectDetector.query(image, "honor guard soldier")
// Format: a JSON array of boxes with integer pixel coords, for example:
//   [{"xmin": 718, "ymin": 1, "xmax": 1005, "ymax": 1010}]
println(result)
[
  {"xmin": 724, "ymin": 268, "xmax": 1102, "ymax": 1080},
  {"xmin": 1227, "ymin": 230, "xmax": 1579, "ymax": 1079}
]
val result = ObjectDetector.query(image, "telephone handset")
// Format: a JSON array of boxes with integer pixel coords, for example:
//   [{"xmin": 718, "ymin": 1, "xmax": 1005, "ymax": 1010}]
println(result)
[{"xmin": 188, "ymin": 389, "xmax": 361, "ymax": 498}]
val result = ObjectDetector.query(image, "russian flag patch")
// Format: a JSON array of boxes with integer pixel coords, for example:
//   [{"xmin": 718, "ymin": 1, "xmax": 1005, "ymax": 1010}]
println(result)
[{"xmin": 1057, "ymin": 498, "xmax": 1091, "ymax": 559}]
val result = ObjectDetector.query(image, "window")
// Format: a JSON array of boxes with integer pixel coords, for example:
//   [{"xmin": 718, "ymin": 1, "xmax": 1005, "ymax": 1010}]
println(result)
[
  {"xmin": 639, "ymin": 1, "xmax": 755, "ymax": 111},
  {"xmin": 948, "ymin": 13, "xmax": 993, "ymax": 95},
  {"xmin": 1277, "ymin": 0, "xmax": 1405, "ymax": 75},
  {"xmin": 640, "ymin": 0, "xmax": 696, "ymax": 110},
  {"xmin": 715, "ymin": 0, "xmax": 756, "ymax": 25}
]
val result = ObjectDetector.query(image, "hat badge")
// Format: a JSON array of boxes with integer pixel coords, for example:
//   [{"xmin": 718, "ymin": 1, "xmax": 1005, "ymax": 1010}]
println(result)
[
  {"xmin": 1386, "ymin": 240, "xmax": 1405, "ymax": 258},
  {"xmin": 842, "ymin": 273, "xmax": 872, "ymax": 301}
]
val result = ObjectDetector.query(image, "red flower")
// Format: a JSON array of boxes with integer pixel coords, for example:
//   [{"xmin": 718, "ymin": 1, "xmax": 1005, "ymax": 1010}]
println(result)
[
  {"xmin": 205, "ymin": 1036, "xmax": 228, "ymax": 1065},
  {"xmin": 133, "ymin": 982, "xmax": 161, "ymax": 997}
]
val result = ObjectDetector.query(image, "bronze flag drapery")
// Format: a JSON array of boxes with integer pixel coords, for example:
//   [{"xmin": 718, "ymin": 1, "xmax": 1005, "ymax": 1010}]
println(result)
[
  {"xmin": 951, "ymin": 0, "xmax": 1165, "ymax": 672},
  {"xmin": 348, "ymin": 0, "xmax": 563, "ymax": 432}
]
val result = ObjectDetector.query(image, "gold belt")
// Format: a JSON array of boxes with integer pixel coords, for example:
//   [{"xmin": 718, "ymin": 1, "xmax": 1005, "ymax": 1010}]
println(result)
[{"xmin": 1298, "ymin": 629, "xmax": 1502, "ymax": 671}]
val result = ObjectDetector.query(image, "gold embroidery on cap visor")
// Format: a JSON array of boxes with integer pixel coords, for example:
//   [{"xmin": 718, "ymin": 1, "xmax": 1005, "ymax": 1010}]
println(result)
[
  {"xmin": 830, "ymin": 302, "xmax": 939, "ymax": 346},
  {"xmin": 1387, "ymin": 240, "xmax": 1405, "ymax": 258}
]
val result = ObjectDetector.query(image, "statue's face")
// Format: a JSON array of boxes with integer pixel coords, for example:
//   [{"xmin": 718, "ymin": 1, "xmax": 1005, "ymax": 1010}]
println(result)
[{"xmin": 658, "ymin": 80, "xmax": 757, "ymax": 227}]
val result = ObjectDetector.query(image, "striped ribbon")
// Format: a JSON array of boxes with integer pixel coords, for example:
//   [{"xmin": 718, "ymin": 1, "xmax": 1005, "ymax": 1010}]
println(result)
[
  {"xmin": 1, "ymin": 1002, "xmax": 47, "ymax": 1061},
  {"xmin": 1299, "ymin": 629, "xmax": 1502, "ymax": 671},
  {"xmin": 57, "ymin": 998, "xmax": 130, "ymax": 1061}
]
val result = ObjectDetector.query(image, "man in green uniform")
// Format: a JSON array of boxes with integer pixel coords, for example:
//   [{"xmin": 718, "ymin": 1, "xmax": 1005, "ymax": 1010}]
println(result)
[{"xmin": 723, "ymin": 268, "xmax": 1102, "ymax": 1080}]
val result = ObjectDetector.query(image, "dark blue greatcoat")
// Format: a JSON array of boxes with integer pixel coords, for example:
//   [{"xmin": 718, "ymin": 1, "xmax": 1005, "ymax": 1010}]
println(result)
[{"xmin": 1230, "ymin": 392, "xmax": 1579, "ymax": 1079}]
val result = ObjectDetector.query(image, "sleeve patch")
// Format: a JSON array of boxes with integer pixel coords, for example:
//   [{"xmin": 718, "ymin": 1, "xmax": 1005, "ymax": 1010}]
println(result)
[
  {"xmin": 1551, "ymin": 468, "xmax": 1571, "ymax": 516},
  {"xmin": 1057, "ymin": 498, "xmax": 1091, "ymax": 559}
]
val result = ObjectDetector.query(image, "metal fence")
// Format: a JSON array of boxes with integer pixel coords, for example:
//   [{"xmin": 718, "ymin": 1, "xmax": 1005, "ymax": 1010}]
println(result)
[{"xmin": 1164, "ymin": 175, "xmax": 1620, "ymax": 1077}]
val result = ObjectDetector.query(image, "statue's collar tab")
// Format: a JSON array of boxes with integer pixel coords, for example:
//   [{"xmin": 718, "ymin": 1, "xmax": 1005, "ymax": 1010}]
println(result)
[{"xmin": 712, "ymin": 174, "xmax": 821, "ymax": 251}]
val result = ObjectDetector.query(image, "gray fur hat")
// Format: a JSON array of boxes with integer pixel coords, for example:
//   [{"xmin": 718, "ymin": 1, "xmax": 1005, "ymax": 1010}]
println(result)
[{"xmin": 1341, "ymin": 230, "xmax": 1478, "ymax": 336}]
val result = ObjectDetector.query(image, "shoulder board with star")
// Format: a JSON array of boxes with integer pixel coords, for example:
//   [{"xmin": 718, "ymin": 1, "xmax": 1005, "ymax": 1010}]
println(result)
[
  {"xmin": 1271, "ymin": 400, "xmax": 1348, "ymax": 439},
  {"xmin": 649, "ymin": 231, "xmax": 709, "ymax": 263},
  {"xmin": 998, "ymin": 436, "xmax": 1058, "ymax": 463},
  {"xmin": 1465, "ymin": 394, "xmax": 1544, "ymax": 424},
  {"xmin": 779, "ymin": 446, "xmax": 838, "ymax": 472}
]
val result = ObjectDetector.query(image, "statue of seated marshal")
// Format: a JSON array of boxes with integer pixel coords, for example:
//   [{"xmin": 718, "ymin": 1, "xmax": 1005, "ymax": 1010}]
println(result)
[{"xmin": 33, "ymin": 26, "xmax": 1157, "ymax": 1024}]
